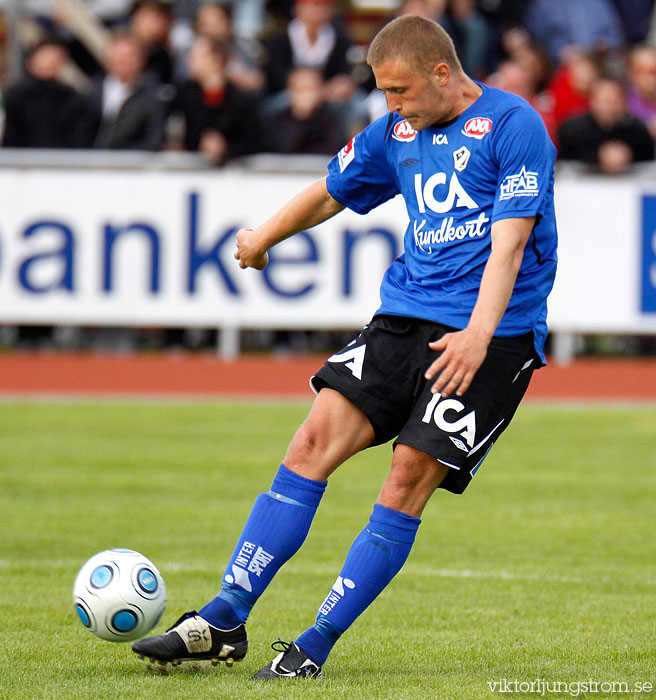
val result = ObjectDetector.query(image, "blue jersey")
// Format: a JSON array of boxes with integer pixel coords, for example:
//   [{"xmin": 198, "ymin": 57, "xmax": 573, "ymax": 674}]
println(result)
[{"xmin": 326, "ymin": 83, "xmax": 558, "ymax": 363}]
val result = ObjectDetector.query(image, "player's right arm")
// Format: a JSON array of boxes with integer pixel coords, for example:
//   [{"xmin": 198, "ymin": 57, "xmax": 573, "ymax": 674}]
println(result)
[{"xmin": 234, "ymin": 176, "xmax": 345, "ymax": 270}]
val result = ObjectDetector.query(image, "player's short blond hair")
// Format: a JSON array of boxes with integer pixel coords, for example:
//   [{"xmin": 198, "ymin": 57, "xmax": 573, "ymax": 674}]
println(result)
[{"xmin": 367, "ymin": 15, "xmax": 463, "ymax": 77}]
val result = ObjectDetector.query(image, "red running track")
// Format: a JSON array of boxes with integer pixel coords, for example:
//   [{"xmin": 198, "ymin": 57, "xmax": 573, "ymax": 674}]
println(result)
[{"xmin": 0, "ymin": 352, "xmax": 654, "ymax": 400}]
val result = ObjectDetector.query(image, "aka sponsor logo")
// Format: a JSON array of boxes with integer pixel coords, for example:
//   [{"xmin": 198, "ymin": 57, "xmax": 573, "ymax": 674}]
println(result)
[
  {"xmin": 392, "ymin": 120, "xmax": 417, "ymax": 142},
  {"xmin": 461, "ymin": 117, "xmax": 493, "ymax": 140},
  {"xmin": 422, "ymin": 393, "xmax": 476, "ymax": 450},
  {"xmin": 224, "ymin": 541, "xmax": 274, "ymax": 593},
  {"xmin": 413, "ymin": 213, "xmax": 489, "ymax": 253},
  {"xmin": 319, "ymin": 576, "xmax": 356, "ymax": 616},
  {"xmin": 499, "ymin": 165, "xmax": 539, "ymax": 201},
  {"xmin": 414, "ymin": 171, "xmax": 478, "ymax": 214},
  {"xmin": 337, "ymin": 137, "xmax": 355, "ymax": 172},
  {"xmin": 327, "ymin": 340, "xmax": 366, "ymax": 379},
  {"xmin": 432, "ymin": 133, "xmax": 448, "ymax": 145}
]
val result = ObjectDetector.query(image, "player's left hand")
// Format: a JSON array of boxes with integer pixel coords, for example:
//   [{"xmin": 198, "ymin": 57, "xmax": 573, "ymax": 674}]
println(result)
[{"xmin": 425, "ymin": 328, "xmax": 489, "ymax": 397}]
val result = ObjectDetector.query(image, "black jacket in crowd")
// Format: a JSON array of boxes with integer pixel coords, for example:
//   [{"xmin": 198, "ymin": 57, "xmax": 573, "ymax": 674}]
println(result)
[
  {"xmin": 261, "ymin": 101, "xmax": 345, "ymax": 155},
  {"xmin": 2, "ymin": 75, "xmax": 95, "ymax": 148},
  {"xmin": 89, "ymin": 79, "xmax": 165, "ymax": 150},
  {"xmin": 261, "ymin": 27, "xmax": 352, "ymax": 94},
  {"xmin": 174, "ymin": 80, "xmax": 261, "ymax": 158},
  {"xmin": 558, "ymin": 112, "xmax": 655, "ymax": 165}
]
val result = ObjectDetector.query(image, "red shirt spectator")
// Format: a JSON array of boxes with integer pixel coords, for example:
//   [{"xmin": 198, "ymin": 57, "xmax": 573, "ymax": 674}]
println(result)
[{"xmin": 548, "ymin": 51, "xmax": 600, "ymax": 129}]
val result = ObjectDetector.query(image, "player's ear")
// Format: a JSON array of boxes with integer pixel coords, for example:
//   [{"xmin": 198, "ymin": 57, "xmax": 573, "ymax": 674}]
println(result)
[{"xmin": 431, "ymin": 62, "xmax": 450, "ymax": 86}]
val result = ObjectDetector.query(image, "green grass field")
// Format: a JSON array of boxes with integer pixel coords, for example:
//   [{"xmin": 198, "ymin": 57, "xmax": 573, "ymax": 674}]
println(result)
[{"xmin": 0, "ymin": 400, "xmax": 654, "ymax": 700}]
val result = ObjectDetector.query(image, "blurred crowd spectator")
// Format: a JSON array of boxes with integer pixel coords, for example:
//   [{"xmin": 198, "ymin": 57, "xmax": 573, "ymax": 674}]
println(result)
[
  {"xmin": 558, "ymin": 76, "xmax": 654, "ymax": 173},
  {"xmin": 261, "ymin": 66, "xmax": 346, "ymax": 153},
  {"xmin": 173, "ymin": 33, "xmax": 260, "ymax": 161},
  {"xmin": 2, "ymin": 0, "xmax": 656, "ymax": 170},
  {"xmin": 2, "ymin": 38, "xmax": 95, "ymax": 147},
  {"xmin": 91, "ymin": 32, "xmax": 165, "ymax": 149},
  {"xmin": 261, "ymin": 0, "xmax": 353, "ymax": 94}
]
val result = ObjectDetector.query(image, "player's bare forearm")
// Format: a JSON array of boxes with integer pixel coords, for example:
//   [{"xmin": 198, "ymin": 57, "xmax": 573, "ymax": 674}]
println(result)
[
  {"xmin": 234, "ymin": 177, "xmax": 345, "ymax": 270},
  {"xmin": 425, "ymin": 216, "xmax": 536, "ymax": 397},
  {"xmin": 466, "ymin": 216, "xmax": 535, "ymax": 341}
]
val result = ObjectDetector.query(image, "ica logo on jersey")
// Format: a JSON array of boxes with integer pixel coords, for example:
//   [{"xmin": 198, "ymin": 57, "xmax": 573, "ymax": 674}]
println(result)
[
  {"xmin": 414, "ymin": 171, "xmax": 478, "ymax": 214},
  {"xmin": 392, "ymin": 120, "xmax": 417, "ymax": 142},
  {"xmin": 412, "ymin": 170, "xmax": 487, "ymax": 253},
  {"xmin": 461, "ymin": 117, "xmax": 493, "ymax": 140}
]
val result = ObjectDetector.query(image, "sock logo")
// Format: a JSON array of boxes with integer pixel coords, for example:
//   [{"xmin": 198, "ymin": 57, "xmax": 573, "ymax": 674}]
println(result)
[
  {"xmin": 226, "ymin": 564, "xmax": 252, "ymax": 591},
  {"xmin": 318, "ymin": 576, "xmax": 355, "ymax": 616},
  {"xmin": 224, "ymin": 541, "xmax": 274, "ymax": 592}
]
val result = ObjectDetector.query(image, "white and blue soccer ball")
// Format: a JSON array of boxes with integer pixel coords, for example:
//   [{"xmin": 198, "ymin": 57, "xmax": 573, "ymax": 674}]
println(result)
[{"xmin": 73, "ymin": 548, "xmax": 166, "ymax": 642}]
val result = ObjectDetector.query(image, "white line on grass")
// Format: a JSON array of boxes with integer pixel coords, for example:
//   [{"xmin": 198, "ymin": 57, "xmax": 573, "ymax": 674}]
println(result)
[
  {"xmin": 156, "ymin": 562, "xmax": 653, "ymax": 587},
  {"xmin": 2, "ymin": 559, "xmax": 653, "ymax": 586},
  {"xmin": 285, "ymin": 564, "xmax": 589, "ymax": 584}
]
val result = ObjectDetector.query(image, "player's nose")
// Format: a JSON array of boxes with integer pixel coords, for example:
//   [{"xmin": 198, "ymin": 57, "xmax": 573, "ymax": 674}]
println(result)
[{"xmin": 386, "ymin": 94, "xmax": 402, "ymax": 113}]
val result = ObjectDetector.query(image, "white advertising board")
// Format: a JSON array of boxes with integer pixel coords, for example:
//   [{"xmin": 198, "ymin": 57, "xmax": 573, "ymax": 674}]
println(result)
[
  {"xmin": 0, "ymin": 169, "xmax": 407, "ymax": 329},
  {"xmin": 551, "ymin": 177, "xmax": 656, "ymax": 333},
  {"xmin": 0, "ymin": 167, "xmax": 655, "ymax": 342}
]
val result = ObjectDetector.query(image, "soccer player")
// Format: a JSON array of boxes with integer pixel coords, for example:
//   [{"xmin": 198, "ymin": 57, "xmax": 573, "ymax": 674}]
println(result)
[{"xmin": 132, "ymin": 15, "xmax": 557, "ymax": 679}]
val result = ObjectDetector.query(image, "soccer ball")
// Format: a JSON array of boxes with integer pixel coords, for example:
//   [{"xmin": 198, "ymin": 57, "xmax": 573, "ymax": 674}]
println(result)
[{"xmin": 73, "ymin": 548, "xmax": 166, "ymax": 642}]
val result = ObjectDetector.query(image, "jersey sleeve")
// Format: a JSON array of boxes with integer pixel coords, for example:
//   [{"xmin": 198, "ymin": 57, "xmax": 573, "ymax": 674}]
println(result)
[
  {"xmin": 490, "ymin": 105, "xmax": 556, "ymax": 223},
  {"xmin": 326, "ymin": 116, "xmax": 400, "ymax": 215}
]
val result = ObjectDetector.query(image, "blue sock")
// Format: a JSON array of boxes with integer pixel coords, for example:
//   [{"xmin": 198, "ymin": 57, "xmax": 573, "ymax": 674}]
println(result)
[
  {"xmin": 199, "ymin": 464, "xmax": 326, "ymax": 629},
  {"xmin": 295, "ymin": 503, "xmax": 420, "ymax": 665}
]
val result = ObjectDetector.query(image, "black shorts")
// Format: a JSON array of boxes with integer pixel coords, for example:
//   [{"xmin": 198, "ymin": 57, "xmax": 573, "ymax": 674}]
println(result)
[{"xmin": 311, "ymin": 314, "xmax": 539, "ymax": 494}]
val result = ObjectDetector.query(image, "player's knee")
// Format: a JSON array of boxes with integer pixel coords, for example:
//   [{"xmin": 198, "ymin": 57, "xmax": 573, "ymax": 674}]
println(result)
[
  {"xmin": 387, "ymin": 446, "xmax": 444, "ymax": 493},
  {"xmin": 379, "ymin": 447, "xmax": 448, "ymax": 515},
  {"xmin": 285, "ymin": 420, "xmax": 328, "ymax": 469},
  {"xmin": 385, "ymin": 463, "xmax": 424, "ymax": 494}
]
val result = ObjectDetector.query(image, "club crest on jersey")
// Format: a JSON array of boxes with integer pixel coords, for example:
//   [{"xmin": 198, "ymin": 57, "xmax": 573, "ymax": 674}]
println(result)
[
  {"xmin": 392, "ymin": 120, "xmax": 417, "ymax": 142},
  {"xmin": 461, "ymin": 117, "xmax": 493, "ymax": 140},
  {"xmin": 453, "ymin": 146, "xmax": 471, "ymax": 171},
  {"xmin": 338, "ymin": 137, "xmax": 355, "ymax": 172}
]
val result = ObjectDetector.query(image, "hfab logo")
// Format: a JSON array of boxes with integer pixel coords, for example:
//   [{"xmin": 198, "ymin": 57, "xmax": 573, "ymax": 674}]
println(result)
[
  {"xmin": 392, "ymin": 120, "xmax": 417, "ymax": 142},
  {"xmin": 462, "ymin": 117, "xmax": 493, "ymax": 140}
]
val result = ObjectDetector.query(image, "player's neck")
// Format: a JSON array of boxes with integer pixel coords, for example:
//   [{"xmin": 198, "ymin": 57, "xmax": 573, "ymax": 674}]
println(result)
[{"xmin": 441, "ymin": 76, "xmax": 483, "ymax": 124}]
